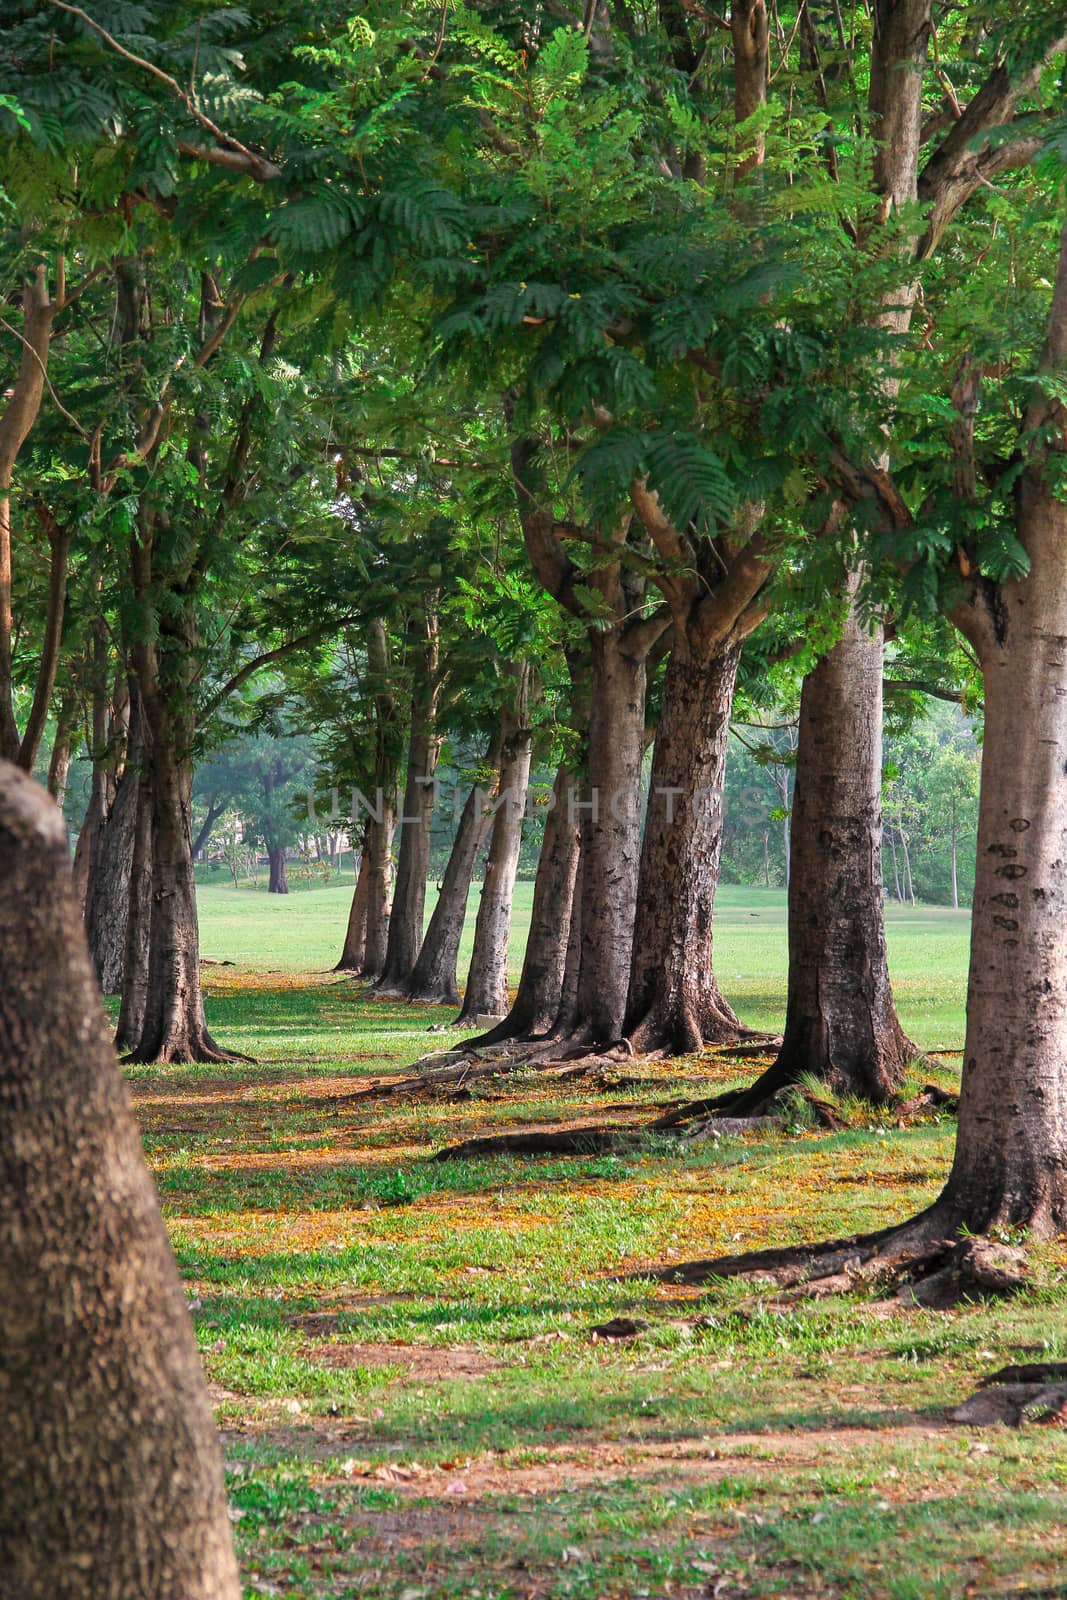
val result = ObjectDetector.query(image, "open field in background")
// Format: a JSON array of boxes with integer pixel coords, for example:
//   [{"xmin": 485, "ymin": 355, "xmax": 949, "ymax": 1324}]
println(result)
[
  {"xmin": 121, "ymin": 888, "xmax": 1067, "ymax": 1599},
  {"xmin": 197, "ymin": 881, "xmax": 971, "ymax": 1051}
]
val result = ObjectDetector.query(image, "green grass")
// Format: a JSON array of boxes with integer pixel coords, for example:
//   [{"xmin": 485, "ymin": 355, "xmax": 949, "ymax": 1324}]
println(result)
[
  {"xmin": 123, "ymin": 885, "xmax": 1067, "ymax": 1600},
  {"xmin": 197, "ymin": 880, "xmax": 970, "ymax": 1050}
]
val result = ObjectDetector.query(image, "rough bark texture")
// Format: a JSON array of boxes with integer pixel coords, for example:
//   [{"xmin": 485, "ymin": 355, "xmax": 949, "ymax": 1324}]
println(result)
[
  {"xmin": 47, "ymin": 694, "xmax": 77, "ymax": 806},
  {"xmin": 731, "ymin": 0, "xmax": 769, "ymax": 174},
  {"xmin": 509, "ymin": 434, "xmax": 670, "ymax": 1046},
  {"xmin": 407, "ymin": 742, "xmax": 497, "ymax": 1006},
  {"xmin": 84, "ymin": 757, "xmax": 140, "ymax": 996},
  {"xmin": 571, "ymin": 633, "xmax": 648, "ymax": 1043},
  {"xmin": 554, "ymin": 848, "xmax": 584, "ymax": 1039},
  {"xmin": 745, "ymin": 596, "xmax": 913, "ymax": 1106},
  {"xmin": 115, "ymin": 763, "xmax": 153, "ymax": 1052},
  {"xmin": 466, "ymin": 760, "xmax": 581, "ymax": 1045},
  {"xmin": 375, "ymin": 612, "xmax": 441, "ymax": 995},
  {"xmin": 625, "ymin": 645, "xmax": 743, "ymax": 1054},
  {"xmin": 361, "ymin": 803, "xmax": 396, "ymax": 979},
  {"xmin": 0, "ymin": 762, "xmax": 240, "ymax": 1600},
  {"xmin": 938, "ymin": 222, "xmax": 1067, "ymax": 1236},
  {"xmin": 457, "ymin": 673, "xmax": 534, "ymax": 1024},
  {"xmin": 336, "ymin": 837, "xmax": 370, "ymax": 972},
  {"xmin": 129, "ymin": 722, "xmax": 229, "ymax": 1063},
  {"xmin": 622, "ymin": 488, "xmax": 770, "ymax": 1057},
  {"xmin": 713, "ymin": 0, "xmax": 926, "ymax": 1107},
  {"xmin": 267, "ymin": 845, "xmax": 289, "ymax": 895},
  {"xmin": 0, "ymin": 267, "xmax": 57, "ymax": 766},
  {"xmin": 869, "ymin": 0, "xmax": 931, "ymax": 218}
]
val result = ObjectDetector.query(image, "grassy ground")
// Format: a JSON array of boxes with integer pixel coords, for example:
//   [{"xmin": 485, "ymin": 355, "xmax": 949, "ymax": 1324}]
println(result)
[
  {"xmin": 197, "ymin": 880, "xmax": 968, "ymax": 1050},
  {"xmin": 125, "ymin": 887, "xmax": 1067, "ymax": 1599}
]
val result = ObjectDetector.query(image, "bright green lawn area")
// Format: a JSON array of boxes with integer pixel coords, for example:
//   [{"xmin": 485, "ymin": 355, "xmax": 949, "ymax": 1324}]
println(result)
[
  {"xmin": 124, "ymin": 885, "xmax": 1065, "ymax": 1600},
  {"xmin": 197, "ymin": 879, "xmax": 971, "ymax": 1050}
]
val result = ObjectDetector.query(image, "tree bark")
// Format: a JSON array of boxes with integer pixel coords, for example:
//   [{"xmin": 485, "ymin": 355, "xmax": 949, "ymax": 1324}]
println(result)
[
  {"xmin": 742, "ymin": 596, "xmax": 914, "ymax": 1107},
  {"xmin": 0, "ymin": 762, "xmax": 240, "ymax": 1600},
  {"xmin": 375, "ymin": 607, "xmax": 442, "ymax": 994},
  {"xmin": 267, "ymin": 844, "xmax": 289, "ymax": 894},
  {"xmin": 570, "ymin": 632, "xmax": 648, "ymax": 1043},
  {"xmin": 336, "ymin": 834, "xmax": 370, "ymax": 972},
  {"xmin": 115, "ymin": 762, "xmax": 153, "ymax": 1052},
  {"xmin": 934, "ymin": 220, "xmax": 1067, "ymax": 1236},
  {"xmin": 625, "ymin": 645, "xmax": 743, "ymax": 1054},
  {"xmin": 456, "ymin": 670, "xmax": 534, "ymax": 1024},
  {"xmin": 361, "ymin": 801, "xmax": 396, "ymax": 979},
  {"xmin": 719, "ymin": 0, "xmax": 926, "ymax": 1105},
  {"xmin": 0, "ymin": 267, "xmax": 56, "ymax": 764},
  {"xmin": 731, "ymin": 0, "xmax": 769, "ymax": 175},
  {"xmin": 940, "ymin": 580, "xmax": 1067, "ymax": 1234},
  {"xmin": 123, "ymin": 503, "xmax": 239, "ymax": 1063},
  {"xmin": 47, "ymin": 692, "xmax": 77, "ymax": 807},
  {"xmin": 466, "ymin": 759, "xmax": 581, "ymax": 1045},
  {"xmin": 84, "ymin": 760, "xmax": 140, "ymax": 995},
  {"xmin": 407, "ymin": 738, "xmax": 498, "ymax": 1006},
  {"xmin": 553, "ymin": 844, "xmax": 584, "ymax": 1038},
  {"xmin": 128, "ymin": 712, "xmax": 232, "ymax": 1063}
]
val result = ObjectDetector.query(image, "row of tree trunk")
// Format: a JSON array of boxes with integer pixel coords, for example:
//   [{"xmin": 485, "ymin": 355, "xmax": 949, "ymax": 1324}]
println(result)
[{"xmin": 334, "ymin": 573, "xmax": 908, "ymax": 1116}]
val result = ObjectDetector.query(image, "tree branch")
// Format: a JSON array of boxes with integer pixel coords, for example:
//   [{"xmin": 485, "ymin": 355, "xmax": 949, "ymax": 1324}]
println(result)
[
  {"xmin": 917, "ymin": 38, "xmax": 1067, "ymax": 259},
  {"xmin": 47, "ymin": 0, "xmax": 282, "ymax": 183},
  {"xmin": 510, "ymin": 437, "xmax": 585, "ymax": 618},
  {"xmin": 199, "ymin": 624, "xmax": 355, "ymax": 723},
  {"xmin": 18, "ymin": 503, "xmax": 72, "ymax": 772}
]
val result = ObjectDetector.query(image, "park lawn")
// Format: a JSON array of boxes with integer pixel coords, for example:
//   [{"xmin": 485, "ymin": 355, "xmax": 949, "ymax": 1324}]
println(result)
[
  {"xmin": 125, "ymin": 889, "xmax": 1067, "ymax": 1600},
  {"xmin": 196, "ymin": 879, "xmax": 969, "ymax": 1051}
]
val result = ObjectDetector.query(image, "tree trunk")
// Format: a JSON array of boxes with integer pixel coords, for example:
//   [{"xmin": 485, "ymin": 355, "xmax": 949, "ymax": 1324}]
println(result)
[
  {"xmin": 361, "ymin": 802, "xmax": 396, "ymax": 979},
  {"xmin": 902, "ymin": 831, "xmax": 915, "ymax": 904},
  {"xmin": 336, "ymin": 834, "xmax": 370, "ymax": 972},
  {"xmin": 935, "ymin": 362, "xmax": 1067, "ymax": 1234},
  {"xmin": 889, "ymin": 826, "xmax": 902, "ymax": 901},
  {"xmin": 0, "ymin": 762, "xmax": 240, "ymax": 1600},
  {"xmin": 570, "ymin": 633, "xmax": 648, "ymax": 1043},
  {"xmin": 740, "ymin": 597, "xmax": 914, "ymax": 1108},
  {"xmin": 71, "ymin": 637, "xmax": 129, "ymax": 912},
  {"xmin": 126, "ymin": 711, "xmax": 235, "ymax": 1064},
  {"xmin": 0, "ymin": 267, "xmax": 56, "ymax": 765},
  {"xmin": 456, "ymin": 676, "xmax": 534, "ymax": 1024},
  {"xmin": 84, "ymin": 761, "xmax": 140, "ymax": 995},
  {"xmin": 781, "ymin": 791, "xmax": 791, "ymax": 887},
  {"xmin": 267, "ymin": 845, "xmax": 289, "ymax": 894},
  {"xmin": 465, "ymin": 760, "xmax": 581, "ymax": 1045},
  {"xmin": 47, "ymin": 692, "xmax": 77, "ymax": 807},
  {"xmin": 375, "ymin": 652, "xmax": 441, "ymax": 995},
  {"xmin": 115, "ymin": 763, "xmax": 153, "ymax": 1053},
  {"xmin": 625, "ymin": 644, "xmax": 743, "ymax": 1053},
  {"xmin": 553, "ymin": 846, "xmax": 584, "ymax": 1038},
  {"xmin": 407, "ymin": 740, "xmax": 497, "ymax": 1006}
]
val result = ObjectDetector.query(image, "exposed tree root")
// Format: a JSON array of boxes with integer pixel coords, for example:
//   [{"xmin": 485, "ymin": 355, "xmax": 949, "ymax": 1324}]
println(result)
[
  {"xmin": 428, "ymin": 1107, "xmax": 783, "ymax": 1162},
  {"xmin": 326, "ymin": 1053, "xmax": 510, "ymax": 1104},
  {"xmin": 635, "ymin": 1207, "xmax": 1031, "ymax": 1308},
  {"xmin": 122, "ymin": 1036, "xmax": 256, "ymax": 1066},
  {"xmin": 330, "ymin": 1035, "xmax": 644, "ymax": 1108},
  {"xmin": 650, "ymin": 1083, "xmax": 843, "ymax": 1135},
  {"xmin": 897, "ymin": 1083, "xmax": 960, "ymax": 1117},
  {"xmin": 711, "ymin": 1035, "xmax": 783, "ymax": 1056},
  {"xmin": 950, "ymin": 1363, "xmax": 1067, "ymax": 1426},
  {"xmin": 950, "ymin": 1382, "xmax": 1067, "ymax": 1427},
  {"xmin": 431, "ymin": 1125, "xmax": 638, "ymax": 1162}
]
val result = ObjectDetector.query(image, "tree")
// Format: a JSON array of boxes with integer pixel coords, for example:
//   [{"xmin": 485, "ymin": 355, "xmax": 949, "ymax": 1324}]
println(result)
[
  {"xmin": 374, "ymin": 593, "xmax": 444, "ymax": 993},
  {"xmin": 456, "ymin": 659, "xmax": 534, "ymax": 1022},
  {"xmin": 0, "ymin": 761, "xmax": 238, "ymax": 1598},
  {"xmin": 406, "ymin": 734, "xmax": 497, "ymax": 1006}
]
